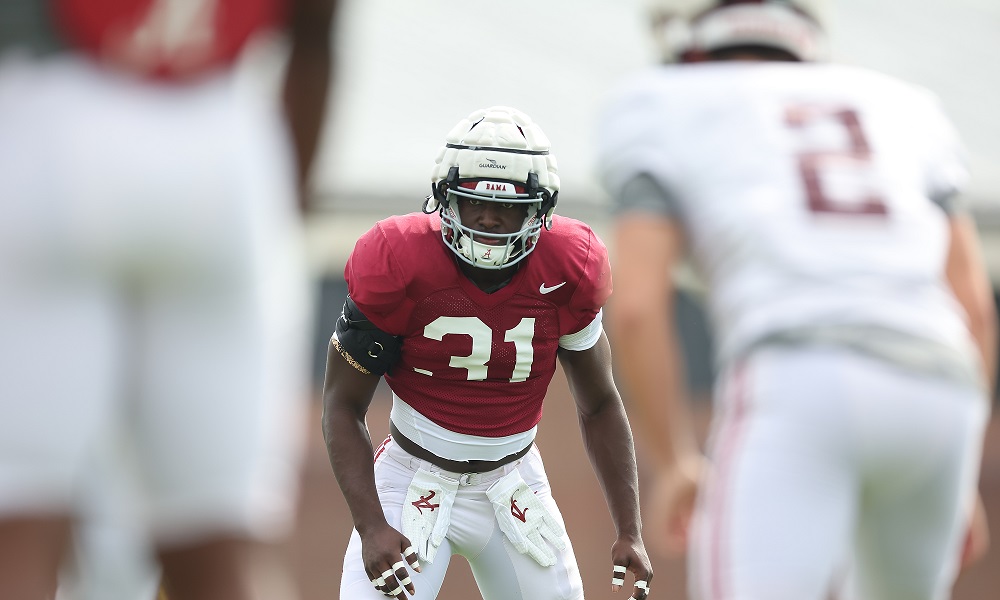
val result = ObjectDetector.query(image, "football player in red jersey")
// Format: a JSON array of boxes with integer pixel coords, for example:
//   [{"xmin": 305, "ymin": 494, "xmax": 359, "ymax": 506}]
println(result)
[
  {"xmin": 323, "ymin": 106, "xmax": 653, "ymax": 600},
  {"xmin": 0, "ymin": 1, "xmax": 336, "ymax": 599}
]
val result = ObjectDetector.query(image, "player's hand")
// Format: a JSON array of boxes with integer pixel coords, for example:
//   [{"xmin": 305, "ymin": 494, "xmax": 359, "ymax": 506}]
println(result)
[
  {"xmin": 647, "ymin": 453, "xmax": 707, "ymax": 558},
  {"xmin": 960, "ymin": 492, "xmax": 990, "ymax": 571},
  {"xmin": 360, "ymin": 523, "xmax": 420, "ymax": 599},
  {"xmin": 486, "ymin": 470, "xmax": 567, "ymax": 567},
  {"xmin": 611, "ymin": 536, "xmax": 653, "ymax": 599}
]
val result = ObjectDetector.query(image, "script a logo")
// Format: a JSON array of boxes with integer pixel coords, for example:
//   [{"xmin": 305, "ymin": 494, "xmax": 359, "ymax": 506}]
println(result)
[
  {"xmin": 481, "ymin": 248, "xmax": 492, "ymax": 259},
  {"xmin": 510, "ymin": 495, "xmax": 529, "ymax": 523},
  {"xmin": 412, "ymin": 490, "xmax": 440, "ymax": 514}
]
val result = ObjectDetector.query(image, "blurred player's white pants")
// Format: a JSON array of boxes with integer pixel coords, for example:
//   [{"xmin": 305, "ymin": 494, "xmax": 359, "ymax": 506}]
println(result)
[
  {"xmin": 340, "ymin": 437, "xmax": 584, "ymax": 600},
  {"xmin": 690, "ymin": 345, "xmax": 989, "ymax": 600},
  {"xmin": 56, "ymin": 432, "xmax": 160, "ymax": 600},
  {"xmin": 0, "ymin": 52, "xmax": 311, "ymax": 547}
]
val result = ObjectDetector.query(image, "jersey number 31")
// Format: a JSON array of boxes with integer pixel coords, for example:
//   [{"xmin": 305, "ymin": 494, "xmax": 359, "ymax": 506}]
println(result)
[{"xmin": 421, "ymin": 316, "xmax": 535, "ymax": 383}]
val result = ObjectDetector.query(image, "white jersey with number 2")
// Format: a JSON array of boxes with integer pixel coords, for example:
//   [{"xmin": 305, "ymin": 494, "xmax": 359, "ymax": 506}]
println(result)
[
  {"xmin": 598, "ymin": 62, "xmax": 975, "ymax": 374},
  {"xmin": 598, "ymin": 61, "xmax": 989, "ymax": 600}
]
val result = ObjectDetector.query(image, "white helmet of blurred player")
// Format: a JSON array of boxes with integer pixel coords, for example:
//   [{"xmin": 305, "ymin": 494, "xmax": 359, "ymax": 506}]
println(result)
[
  {"xmin": 424, "ymin": 106, "xmax": 559, "ymax": 270},
  {"xmin": 645, "ymin": 0, "xmax": 703, "ymax": 63},
  {"xmin": 646, "ymin": 0, "xmax": 828, "ymax": 63}
]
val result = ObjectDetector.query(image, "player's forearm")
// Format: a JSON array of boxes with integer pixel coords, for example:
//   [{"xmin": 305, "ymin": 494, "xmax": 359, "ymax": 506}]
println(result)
[
  {"xmin": 972, "ymin": 308, "xmax": 998, "ymax": 394},
  {"xmin": 945, "ymin": 214, "xmax": 999, "ymax": 392},
  {"xmin": 579, "ymin": 401, "xmax": 643, "ymax": 539},
  {"xmin": 613, "ymin": 299, "xmax": 697, "ymax": 469},
  {"xmin": 964, "ymin": 271, "xmax": 999, "ymax": 392},
  {"xmin": 322, "ymin": 403, "xmax": 388, "ymax": 535},
  {"xmin": 610, "ymin": 217, "xmax": 697, "ymax": 469},
  {"xmin": 282, "ymin": 0, "xmax": 336, "ymax": 204}
]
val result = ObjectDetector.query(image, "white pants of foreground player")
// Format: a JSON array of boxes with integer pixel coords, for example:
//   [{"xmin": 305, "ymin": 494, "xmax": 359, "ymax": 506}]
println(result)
[
  {"xmin": 690, "ymin": 345, "xmax": 989, "ymax": 600},
  {"xmin": 341, "ymin": 438, "xmax": 584, "ymax": 600}
]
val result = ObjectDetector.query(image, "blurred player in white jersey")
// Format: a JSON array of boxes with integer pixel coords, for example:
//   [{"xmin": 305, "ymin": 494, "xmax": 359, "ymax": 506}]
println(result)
[
  {"xmin": 597, "ymin": 1, "xmax": 996, "ymax": 599},
  {"xmin": 0, "ymin": 0, "xmax": 336, "ymax": 598}
]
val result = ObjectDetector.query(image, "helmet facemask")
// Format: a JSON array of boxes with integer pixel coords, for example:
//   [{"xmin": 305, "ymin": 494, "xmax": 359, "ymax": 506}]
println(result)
[
  {"xmin": 424, "ymin": 168, "xmax": 556, "ymax": 270},
  {"xmin": 425, "ymin": 106, "xmax": 560, "ymax": 270}
]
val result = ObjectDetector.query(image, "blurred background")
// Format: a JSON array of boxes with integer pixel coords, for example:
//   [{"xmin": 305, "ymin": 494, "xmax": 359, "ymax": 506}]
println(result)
[{"xmin": 287, "ymin": 0, "xmax": 1000, "ymax": 598}]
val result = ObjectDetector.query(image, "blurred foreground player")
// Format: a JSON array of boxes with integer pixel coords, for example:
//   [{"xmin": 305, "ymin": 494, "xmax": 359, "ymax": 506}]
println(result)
[
  {"xmin": 598, "ymin": 1, "xmax": 995, "ymax": 598},
  {"xmin": 0, "ymin": 0, "xmax": 336, "ymax": 598},
  {"xmin": 323, "ymin": 106, "xmax": 652, "ymax": 600}
]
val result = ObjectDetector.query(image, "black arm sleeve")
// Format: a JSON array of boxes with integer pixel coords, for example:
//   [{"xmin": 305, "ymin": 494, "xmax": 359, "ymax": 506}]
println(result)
[{"xmin": 333, "ymin": 296, "xmax": 402, "ymax": 376}]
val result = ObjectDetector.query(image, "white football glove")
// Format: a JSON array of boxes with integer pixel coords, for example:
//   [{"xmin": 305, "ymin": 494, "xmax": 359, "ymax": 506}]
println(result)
[
  {"xmin": 401, "ymin": 469, "xmax": 459, "ymax": 564},
  {"xmin": 486, "ymin": 470, "xmax": 567, "ymax": 567}
]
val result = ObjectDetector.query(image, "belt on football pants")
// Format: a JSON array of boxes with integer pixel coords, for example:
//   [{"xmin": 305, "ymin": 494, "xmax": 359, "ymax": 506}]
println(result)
[{"xmin": 389, "ymin": 422, "xmax": 533, "ymax": 474}]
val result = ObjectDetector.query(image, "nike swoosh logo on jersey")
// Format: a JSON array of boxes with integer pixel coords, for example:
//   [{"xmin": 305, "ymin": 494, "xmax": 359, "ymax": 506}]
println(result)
[{"xmin": 539, "ymin": 282, "xmax": 566, "ymax": 294}]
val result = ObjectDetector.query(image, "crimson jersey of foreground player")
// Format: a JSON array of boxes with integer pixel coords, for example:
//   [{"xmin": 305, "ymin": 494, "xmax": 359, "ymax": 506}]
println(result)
[{"xmin": 346, "ymin": 212, "xmax": 612, "ymax": 437}]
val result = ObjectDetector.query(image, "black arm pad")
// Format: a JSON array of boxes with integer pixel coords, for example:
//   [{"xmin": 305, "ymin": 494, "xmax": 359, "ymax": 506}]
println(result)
[{"xmin": 334, "ymin": 296, "xmax": 402, "ymax": 376}]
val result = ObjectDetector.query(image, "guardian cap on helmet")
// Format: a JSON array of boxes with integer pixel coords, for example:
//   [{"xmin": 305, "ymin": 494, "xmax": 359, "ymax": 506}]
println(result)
[{"xmin": 423, "ymin": 106, "xmax": 559, "ymax": 270}]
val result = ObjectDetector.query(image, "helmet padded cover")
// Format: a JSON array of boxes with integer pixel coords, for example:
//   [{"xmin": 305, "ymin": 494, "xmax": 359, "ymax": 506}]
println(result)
[{"xmin": 432, "ymin": 106, "xmax": 559, "ymax": 196}]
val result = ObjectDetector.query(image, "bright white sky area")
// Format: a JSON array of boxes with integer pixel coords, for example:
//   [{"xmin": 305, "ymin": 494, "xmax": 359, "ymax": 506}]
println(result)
[{"xmin": 310, "ymin": 0, "xmax": 1000, "ymax": 216}]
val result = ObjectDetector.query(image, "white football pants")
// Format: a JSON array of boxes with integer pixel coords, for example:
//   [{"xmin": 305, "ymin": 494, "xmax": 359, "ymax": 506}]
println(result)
[
  {"xmin": 340, "ymin": 437, "xmax": 585, "ymax": 600},
  {"xmin": 0, "ymin": 55, "xmax": 309, "ymax": 545},
  {"xmin": 689, "ymin": 345, "xmax": 989, "ymax": 600}
]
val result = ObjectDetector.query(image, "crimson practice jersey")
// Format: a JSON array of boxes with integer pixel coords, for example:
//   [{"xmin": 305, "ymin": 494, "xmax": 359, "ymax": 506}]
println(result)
[
  {"xmin": 53, "ymin": 0, "xmax": 282, "ymax": 80},
  {"xmin": 345, "ymin": 213, "xmax": 611, "ymax": 438}
]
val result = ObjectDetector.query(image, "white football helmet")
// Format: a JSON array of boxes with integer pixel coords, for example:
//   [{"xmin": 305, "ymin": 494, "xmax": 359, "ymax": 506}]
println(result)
[
  {"xmin": 645, "ymin": 0, "xmax": 703, "ymax": 63},
  {"xmin": 646, "ymin": 0, "xmax": 828, "ymax": 63},
  {"xmin": 423, "ymin": 106, "xmax": 559, "ymax": 270}
]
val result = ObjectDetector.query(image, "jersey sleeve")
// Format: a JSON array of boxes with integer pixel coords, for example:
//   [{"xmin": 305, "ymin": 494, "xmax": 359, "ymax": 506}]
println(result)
[
  {"xmin": 616, "ymin": 172, "xmax": 684, "ymax": 218},
  {"xmin": 919, "ymin": 90, "xmax": 969, "ymax": 210},
  {"xmin": 343, "ymin": 222, "xmax": 409, "ymax": 335},
  {"xmin": 595, "ymin": 73, "xmax": 681, "ymax": 211},
  {"xmin": 565, "ymin": 228, "xmax": 613, "ymax": 335}
]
